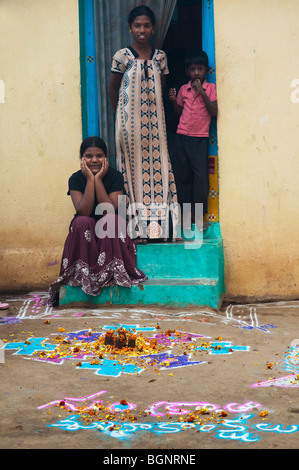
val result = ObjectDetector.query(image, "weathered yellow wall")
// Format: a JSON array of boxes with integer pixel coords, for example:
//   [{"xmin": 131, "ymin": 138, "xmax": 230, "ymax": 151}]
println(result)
[
  {"xmin": 0, "ymin": 0, "xmax": 82, "ymax": 292},
  {"xmin": 1, "ymin": 0, "xmax": 299, "ymax": 302},
  {"xmin": 214, "ymin": 0, "xmax": 299, "ymax": 300}
]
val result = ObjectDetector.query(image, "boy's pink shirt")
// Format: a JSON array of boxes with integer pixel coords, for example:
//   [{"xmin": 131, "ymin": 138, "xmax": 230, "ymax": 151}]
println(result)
[{"xmin": 176, "ymin": 80, "xmax": 217, "ymax": 137}]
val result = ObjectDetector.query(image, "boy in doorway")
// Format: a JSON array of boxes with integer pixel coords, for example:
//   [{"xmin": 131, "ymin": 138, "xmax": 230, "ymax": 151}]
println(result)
[{"xmin": 169, "ymin": 50, "xmax": 217, "ymax": 230}]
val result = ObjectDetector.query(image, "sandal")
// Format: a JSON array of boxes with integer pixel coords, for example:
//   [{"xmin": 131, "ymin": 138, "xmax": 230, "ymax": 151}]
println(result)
[
  {"xmin": 199, "ymin": 222, "xmax": 211, "ymax": 232},
  {"xmin": 135, "ymin": 238, "xmax": 148, "ymax": 244},
  {"xmin": 0, "ymin": 302, "xmax": 9, "ymax": 310}
]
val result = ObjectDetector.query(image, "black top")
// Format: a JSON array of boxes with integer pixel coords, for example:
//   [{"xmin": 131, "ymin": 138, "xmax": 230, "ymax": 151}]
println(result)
[{"xmin": 68, "ymin": 166, "xmax": 125, "ymax": 219}]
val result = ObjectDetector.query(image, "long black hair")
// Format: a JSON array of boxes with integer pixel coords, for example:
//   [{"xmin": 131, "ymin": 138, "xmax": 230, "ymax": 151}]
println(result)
[{"xmin": 79, "ymin": 136, "xmax": 107, "ymax": 158}]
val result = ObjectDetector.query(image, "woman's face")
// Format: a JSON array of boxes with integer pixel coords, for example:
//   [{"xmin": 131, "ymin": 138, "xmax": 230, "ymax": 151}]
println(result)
[
  {"xmin": 130, "ymin": 15, "xmax": 154, "ymax": 44},
  {"xmin": 82, "ymin": 146, "xmax": 106, "ymax": 174}
]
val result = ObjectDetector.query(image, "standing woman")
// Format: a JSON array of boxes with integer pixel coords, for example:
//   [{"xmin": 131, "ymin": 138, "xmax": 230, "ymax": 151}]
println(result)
[
  {"xmin": 48, "ymin": 136, "xmax": 147, "ymax": 306},
  {"xmin": 109, "ymin": 5, "xmax": 179, "ymax": 242}
]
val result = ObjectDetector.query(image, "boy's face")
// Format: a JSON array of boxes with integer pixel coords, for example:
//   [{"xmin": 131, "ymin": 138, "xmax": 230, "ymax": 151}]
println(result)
[{"xmin": 186, "ymin": 63, "xmax": 208, "ymax": 83}]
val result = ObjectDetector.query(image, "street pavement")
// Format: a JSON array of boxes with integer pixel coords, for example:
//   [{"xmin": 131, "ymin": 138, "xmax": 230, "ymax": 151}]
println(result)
[{"xmin": 0, "ymin": 291, "xmax": 299, "ymax": 455}]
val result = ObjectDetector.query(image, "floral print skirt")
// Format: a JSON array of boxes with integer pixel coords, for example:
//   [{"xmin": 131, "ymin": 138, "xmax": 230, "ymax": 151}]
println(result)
[{"xmin": 48, "ymin": 214, "xmax": 147, "ymax": 306}]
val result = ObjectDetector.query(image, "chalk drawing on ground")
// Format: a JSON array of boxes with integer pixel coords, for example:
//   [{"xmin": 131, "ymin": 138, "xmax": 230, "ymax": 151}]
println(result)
[
  {"xmin": 250, "ymin": 374, "xmax": 299, "ymax": 389},
  {"xmin": 224, "ymin": 304, "xmax": 277, "ymax": 333},
  {"xmin": 1, "ymin": 324, "xmax": 249, "ymax": 377},
  {"xmin": 145, "ymin": 399, "xmax": 262, "ymax": 417},
  {"xmin": 0, "ymin": 316, "xmax": 22, "ymax": 325},
  {"xmin": 38, "ymin": 392, "xmax": 263, "ymax": 418},
  {"xmin": 102, "ymin": 324, "xmax": 156, "ymax": 333},
  {"xmin": 8, "ymin": 292, "xmax": 299, "ymax": 341},
  {"xmin": 250, "ymin": 344, "xmax": 299, "ymax": 389},
  {"xmin": 194, "ymin": 340, "xmax": 250, "ymax": 355},
  {"xmin": 49, "ymin": 412, "xmax": 299, "ymax": 443},
  {"xmin": 3, "ymin": 337, "xmax": 56, "ymax": 356},
  {"xmin": 38, "ymin": 391, "xmax": 108, "ymax": 411},
  {"xmin": 284, "ymin": 346, "xmax": 299, "ymax": 375}
]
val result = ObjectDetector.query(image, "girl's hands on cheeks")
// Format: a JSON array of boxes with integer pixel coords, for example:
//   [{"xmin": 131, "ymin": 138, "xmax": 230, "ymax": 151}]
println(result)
[
  {"xmin": 81, "ymin": 157, "xmax": 94, "ymax": 180},
  {"xmin": 95, "ymin": 157, "xmax": 109, "ymax": 181}
]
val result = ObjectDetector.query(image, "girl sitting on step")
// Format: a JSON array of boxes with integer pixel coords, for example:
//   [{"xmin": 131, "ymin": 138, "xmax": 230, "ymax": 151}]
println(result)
[{"xmin": 48, "ymin": 136, "xmax": 147, "ymax": 306}]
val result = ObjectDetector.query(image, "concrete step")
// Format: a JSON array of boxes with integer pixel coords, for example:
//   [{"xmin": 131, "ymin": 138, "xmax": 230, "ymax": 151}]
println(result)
[
  {"xmin": 136, "ymin": 239, "xmax": 222, "ymax": 280},
  {"xmin": 136, "ymin": 222, "xmax": 224, "ymax": 280},
  {"xmin": 58, "ymin": 223, "xmax": 225, "ymax": 310},
  {"xmin": 59, "ymin": 277, "xmax": 223, "ymax": 310}
]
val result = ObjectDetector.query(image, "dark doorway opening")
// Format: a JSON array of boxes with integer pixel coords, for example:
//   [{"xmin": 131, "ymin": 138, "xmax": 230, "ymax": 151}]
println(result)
[
  {"xmin": 162, "ymin": 0, "xmax": 202, "ymax": 161},
  {"xmin": 163, "ymin": 0, "xmax": 202, "ymax": 92}
]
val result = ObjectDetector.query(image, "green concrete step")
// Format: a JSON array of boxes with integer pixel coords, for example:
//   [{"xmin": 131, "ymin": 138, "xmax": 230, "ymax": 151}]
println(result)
[
  {"xmin": 137, "ymin": 237, "xmax": 222, "ymax": 280},
  {"xmin": 136, "ymin": 222, "xmax": 224, "ymax": 282},
  {"xmin": 59, "ymin": 277, "xmax": 223, "ymax": 309},
  {"xmin": 58, "ymin": 223, "xmax": 225, "ymax": 310}
]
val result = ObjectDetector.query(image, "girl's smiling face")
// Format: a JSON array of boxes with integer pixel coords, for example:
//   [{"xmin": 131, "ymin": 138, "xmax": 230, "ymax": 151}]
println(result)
[
  {"xmin": 130, "ymin": 15, "xmax": 154, "ymax": 44},
  {"xmin": 82, "ymin": 147, "xmax": 106, "ymax": 174}
]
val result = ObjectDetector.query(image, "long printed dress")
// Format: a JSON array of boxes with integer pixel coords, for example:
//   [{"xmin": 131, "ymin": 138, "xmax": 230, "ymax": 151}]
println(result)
[
  {"xmin": 111, "ymin": 47, "xmax": 179, "ymax": 240},
  {"xmin": 48, "ymin": 214, "xmax": 147, "ymax": 306}
]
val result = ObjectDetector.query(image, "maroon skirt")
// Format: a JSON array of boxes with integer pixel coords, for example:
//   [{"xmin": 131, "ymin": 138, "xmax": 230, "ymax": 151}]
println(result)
[{"xmin": 48, "ymin": 214, "xmax": 147, "ymax": 306}]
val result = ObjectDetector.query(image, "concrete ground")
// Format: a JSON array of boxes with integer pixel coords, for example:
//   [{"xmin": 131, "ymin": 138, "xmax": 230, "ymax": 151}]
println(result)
[{"xmin": 0, "ymin": 291, "xmax": 299, "ymax": 454}]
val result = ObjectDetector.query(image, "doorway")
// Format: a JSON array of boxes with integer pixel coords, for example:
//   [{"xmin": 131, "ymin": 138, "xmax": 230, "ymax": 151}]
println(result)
[
  {"xmin": 80, "ymin": 0, "xmax": 203, "ymax": 150},
  {"xmin": 79, "ymin": 0, "xmax": 218, "ymax": 223},
  {"xmin": 161, "ymin": 0, "xmax": 219, "ymax": 224},
  {"xmin": 162, "ymin": 0, "xmax": 203, "ymax": 146}
]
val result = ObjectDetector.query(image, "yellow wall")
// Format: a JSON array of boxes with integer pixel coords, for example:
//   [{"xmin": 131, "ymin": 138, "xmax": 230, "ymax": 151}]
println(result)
[
  {"xmin": 0, "ymin": 0, "xmax": 82, "ymax": 292},
  {"xmin": 214, "ymin": 0, "xmax": 299, "ymax": 300},
  {"xmin": 1, "ymin": 0, "xmax": 299, "ymax": 302}
]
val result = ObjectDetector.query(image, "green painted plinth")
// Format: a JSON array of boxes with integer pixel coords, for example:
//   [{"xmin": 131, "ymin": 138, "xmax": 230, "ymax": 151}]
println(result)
[{"xmin": 58, "ymin": 223, "xmax": 225, "ymax": 310}]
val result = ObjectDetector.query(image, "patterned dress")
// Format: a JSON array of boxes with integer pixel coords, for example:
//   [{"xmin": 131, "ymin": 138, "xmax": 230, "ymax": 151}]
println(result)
[
  {"xmin": 111, "ymin": 47, "xmax": 179, "ymax": 240},
  {"xmin": 48, "ymin": 214, "xmax": 147, "ymax": 306}
]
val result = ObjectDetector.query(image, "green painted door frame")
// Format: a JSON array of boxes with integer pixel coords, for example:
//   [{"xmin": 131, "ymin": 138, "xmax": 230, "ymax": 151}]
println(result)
[{"xmin": 78, "ymin": 0, "xmax": 99, "ymax": 138}]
